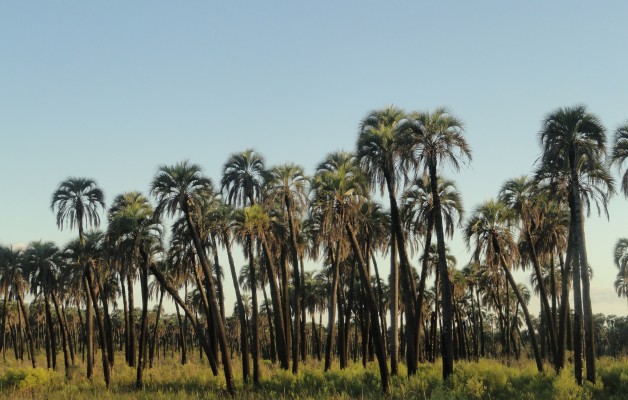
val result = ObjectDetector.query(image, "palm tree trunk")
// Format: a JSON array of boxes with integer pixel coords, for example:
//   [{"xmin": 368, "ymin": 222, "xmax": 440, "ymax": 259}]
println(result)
[
  {"xmin": 136, "ymin": 257, "xmax": 150, "ymax": 388},
  {"xmin": 97, "ymin": 279, "xmax": 114, "ymax": 368},
  {"xmin": 1, "ymin": 288, "xmax": 7, "ymax": 361},
  {"xmin": 390, "ymin": 229, "xmax": 399, "ymax": 375},
  {"xmin": 51, "ymin": 291, "xmax": 71, "ymax": 380},
  {"xmin": 300, "ymin": 256, "xmax": 307, "ymax": 363},
  {"xmin": 175, "ymin": 303, "xmax": 187, "ymax": 365},
  {"xmin": 17, "ymin": 292, "xmax": 37, "ymax": 369},
  {"xmin": 557, "ymin": 243, "xmax": 572, "ymax": 371},
  {"xmin": 325, "ymin": 243, "xmax": 341, "ymax": 372},
  {"xmin": 149, "ymin": 289, "xmax": 165, "ymax": 368},
  {"xmin": 223, "ymin": 235, "xmax": 250, "ymax": 382},
  {"xmin": 84, "ymin": 286, "xmax": 93, "ymax": 379},
  {"xmin": 346, "ymin": 222, "xmax": 390, "ymax": 393},
  {"xmin": 428, "ymin": 163, "xmax": 454, "ymax": 380},
  {"xmin": 285, "ymin": 198, "xmax": 302, "ymax": 374},
  {"xmin": 385, "ymin": 173, "xmax": 418, "ymax": 375},
  {"xmin": 498, "ymin": 254, "xmax": 543, "ymax": 372},
  {"xmin": 150, "ymin": 263, "xmax": 218, "ymax": 374},
  {"xmin": 120, "ymin": 272, "xmax": 130, "ymax": 365},
  {"xmin": 211, "ymin": 240, "xmax": 226, "ymax": 323},
  {"xmin": 416, "ymin": 216, "xmax": 434, "ymax": 364},
  {"xmin": 280, "ymin": 248, "xmax": 292, "ymax": 368},
  {"xmin": 44, "ymin": 292, "xmax": 57, "ymax": 370},
  {"xmin": 183, "ymin": 208, "xmax": 235, "ymax": 395},
  {"xmin": 248, "ymin": 238, "xmax": 261, "ymax": 384},
  {"xmin": 260, "ymin": 233, "xmax": 289, "ymax": 370},
  {"xmin": 573, "ymin": 183, "xmax": 596, "ymax": 383},
  {"xmin": 525, "ymin": 228, "xmax": 558, "ymax": 368},
  {"xmin": 127, "ymin": 272, "xmax": 136, "ymax": 368},
  {"xmin": 84, "ymin": 269, "xmax": 111, "ymax": 388}
]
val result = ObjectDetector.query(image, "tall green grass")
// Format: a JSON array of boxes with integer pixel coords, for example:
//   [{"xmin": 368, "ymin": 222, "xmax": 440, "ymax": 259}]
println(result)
[{"xmin": 0, "ymin": 353, "xmax": 626, "ymax": 399}]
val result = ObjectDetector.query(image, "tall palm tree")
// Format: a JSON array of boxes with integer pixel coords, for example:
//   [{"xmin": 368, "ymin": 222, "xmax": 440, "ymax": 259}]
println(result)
[
  {"xmin": 266, "ymin": 163, "xmax": 308, "ymax": 374},
  {"xmin": 51, "ymin": 177, "xmax": 110, "ymax": 387},
  {"xmin": 221, "ymin": 149, "xmax": 267, "ymax": 384},
  {"xmin": 204, "ymin": 201, "xmax": 251, "ymax": 382},
  {"xmin": 151, "ymin": 161, "xmax": 235, "ymax": 395},
  {"xmin": 398, "ymin": 108, "xmax": 472, "ymax": 380},
  {"xmin": 108, "ymin": 191, "xmax": 162, "ymax": 388},
  {"xmin": 499, "ymin": 176, "xmax": 558, "ymax": 369},
  {"xmin": 402, "ymin": 175, "xmax": 463, "ymax": 363},
  {"xmin": 464, "ymin": 200, "xmax": 543, "ymax": 372},
  {"xmin": 535, "ymin": 105, "xmax": 614, "ymax": 384},
  {"xmin": 310, "ymin": 151, "xmax": 390, "ymax": 393},
  {"xmin": 357, "ymin": 106, "xmax": 414, "ymax": 375}
]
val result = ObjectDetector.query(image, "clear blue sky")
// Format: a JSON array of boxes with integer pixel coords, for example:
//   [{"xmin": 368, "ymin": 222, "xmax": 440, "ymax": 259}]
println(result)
[{"xmin": 1, "ymin": 2, "xmax": 627, "ymax": 315}]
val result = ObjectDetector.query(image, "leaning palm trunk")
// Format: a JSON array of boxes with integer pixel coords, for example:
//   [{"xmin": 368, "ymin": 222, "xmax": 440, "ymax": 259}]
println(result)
[
  {"xmin": 51, "ymin": 291, "xmax": 71, "ymax": 379},
  {"xmin": 346, "ymin": 222, "xmax": 390, "ymax": 393},
  {"xmin": 17, "ymin": 292, "xmax": 36, "ymax": 369},
  {"xmin": 260, "ymin": 233, "xmax": 289, "ymax": 370},
  {"xmin": 498, "ymin": 252, "xmax": 543, "ymax": 372},
  {"xmin": 182, "ymin": 207, "xmax": 235, "ymax": 396},
  {"xmin": 148, "ymin": 263, "xmax": 218, "ymax": 375},
  {"xmin": 524, "ymin": 228, "xmax": 558, "ymax": 369}
]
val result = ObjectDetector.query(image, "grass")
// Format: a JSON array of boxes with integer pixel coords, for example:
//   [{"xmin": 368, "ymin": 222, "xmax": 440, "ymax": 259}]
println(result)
[{"xmin": 0, "ymin": 352, "xmax": 627, "ymax": 399}]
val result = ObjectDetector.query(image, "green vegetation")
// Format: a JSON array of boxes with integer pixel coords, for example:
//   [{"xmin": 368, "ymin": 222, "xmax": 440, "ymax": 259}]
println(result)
[
  {"xmin": 1, "ymin": 355, "xmax": 628, "ymax": 399},
  {"xmin": 1, "ymin": 105, "xmax": 628, "ymax": 397}
]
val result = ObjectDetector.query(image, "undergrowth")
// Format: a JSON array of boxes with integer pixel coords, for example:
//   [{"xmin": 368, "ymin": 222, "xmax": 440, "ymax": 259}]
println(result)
[{"xmin": 0, "ymin": 353, "xmax": 626, "ymax": 399}]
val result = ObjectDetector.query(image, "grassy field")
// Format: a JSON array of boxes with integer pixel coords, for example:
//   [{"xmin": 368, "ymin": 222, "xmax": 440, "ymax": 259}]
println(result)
[{"xmin": 0, "ymin": 353, "xmax": 627, "ymax": 399}]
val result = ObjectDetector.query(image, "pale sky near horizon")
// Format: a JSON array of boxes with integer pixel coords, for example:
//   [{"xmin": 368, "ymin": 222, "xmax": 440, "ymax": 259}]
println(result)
[{"xmin": 1, "ymin": 2, "xmax": 627, "ymax": 317}]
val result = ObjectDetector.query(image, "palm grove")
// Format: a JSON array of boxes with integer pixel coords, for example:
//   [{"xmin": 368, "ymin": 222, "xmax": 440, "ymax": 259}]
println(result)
[{"xmin": 1, "ymin": 105, "xmax": 628, "ymax": 395}]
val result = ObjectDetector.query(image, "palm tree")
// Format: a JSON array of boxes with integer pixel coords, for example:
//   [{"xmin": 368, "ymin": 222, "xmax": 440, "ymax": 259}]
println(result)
[
  {"xmin": 535, "ymin": 105, "xmax": 614, "ymax": 384},
  {"xmin": 51, "ymin": 177, "xmax": 110, "ymax": 386},
  {"xmin": 614, "ymin": 238, "xmax": 628, "ymax": 308},
  {"xmin": 151, "ymin": 161, "xmax": 235, "ymax": 395},
  {"xmin": 108, "ymin": 191, "xmax": 163, "ymax": 388},
  {"xmin": 464, "ymin": 200, "xmax": 543, "ymax": 372},
  {"xmin": 499, "ymin": 176, "xmax": 558, "ymax": 369},
  {"xmin": 221, "ymin": 149, "xmax": 267, "ymax": 384},
  {"xmin": 611, "ymin": 123, "xmax": 628, "ymax": 196},
  {"xmin": 398, "ymin": 107, "xmax": 472, "ymax": 380},
  {"xmin": 402, "ymin": 175, "xmax": 463, "ymax": 364},
  {"xmin": 266, "ymin": 163, "xmax": 308, "ymax": 374},
  {"xmin": 24, "ymin": 241, "xmax": 73, "ymax": 376},
  {"xmin": 0, "ymin": 245, "xmax": 37, "ymax": 369},
  {"xmin": 357, "ymin": 106, "xmax": 414, "ymax": 375},
  {"xmin": 310, "ymin": 151, "xmax": 390, "ymax": 393},
  {"xmin": 204, "ymin": 201, "xmax": 251, "ymax": 382}
]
